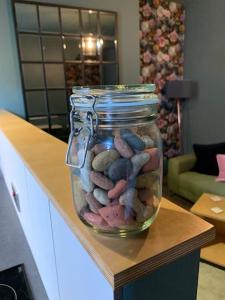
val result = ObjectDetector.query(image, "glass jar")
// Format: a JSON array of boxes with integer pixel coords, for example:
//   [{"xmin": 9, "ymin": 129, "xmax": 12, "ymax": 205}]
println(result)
[{"xmin": 66, "ymin": 84, "xmax": 162, "ymax": 237}]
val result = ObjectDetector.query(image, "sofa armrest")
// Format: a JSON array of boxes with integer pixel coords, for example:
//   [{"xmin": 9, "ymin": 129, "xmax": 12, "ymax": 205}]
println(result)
[{"xmin": 167, "ymin": 154, "xmax": 196, "ymax": 194}]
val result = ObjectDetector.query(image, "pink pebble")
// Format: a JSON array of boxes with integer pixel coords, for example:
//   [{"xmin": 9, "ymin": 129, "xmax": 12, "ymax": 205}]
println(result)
[
  {"xmin": 92, "ymin": 144, "xmax": 108, "ymax": 155},
  {"xmin": 108, "ymin": 179, "xmax": 128, "ymax": 199},
  {"xmin": 114, "ymin": 136, "xmax": 134, "ymax": 158},
  {"xmin": 90, "ymin": 171, "xmax": 114, "ymax": 190},
  {"xmin": 83, "ymin": 212, "xmax": 107, "ymax": 226},
  {"xmin": 142, "ymin": 148, "xmax": 160, "ymax": 172},
  {"xmin": 99, "ymin": 204, "xmax": 126, "ymax": 227}
]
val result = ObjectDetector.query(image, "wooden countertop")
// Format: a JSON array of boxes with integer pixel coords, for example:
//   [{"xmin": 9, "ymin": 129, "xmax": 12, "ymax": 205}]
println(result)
[{"xmin": 0, "ymin": 111, "xmax": 215, "ymax": 289}]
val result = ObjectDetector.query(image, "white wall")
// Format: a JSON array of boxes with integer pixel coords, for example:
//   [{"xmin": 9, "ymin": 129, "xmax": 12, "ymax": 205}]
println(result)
[
  {"xmin": 182, "ymin": 0, "xmax": 225, "ymax": 152},
  {"xmin": 0, "ymin": 1, "xmax": 25, "ymax": 117},
  {"xmin": 0, "ymin": 0, "xmax": 140, "ymax": 117}
]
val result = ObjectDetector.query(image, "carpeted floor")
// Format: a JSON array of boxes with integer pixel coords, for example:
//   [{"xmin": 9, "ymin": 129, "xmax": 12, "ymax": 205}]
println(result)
[
  {"xmin": 163, "ymin": 184, "xmax": 225, "ymax": 300},
  {"xmin": 198, "ymin": 262, "xmax": 225, "ymax": 300}
]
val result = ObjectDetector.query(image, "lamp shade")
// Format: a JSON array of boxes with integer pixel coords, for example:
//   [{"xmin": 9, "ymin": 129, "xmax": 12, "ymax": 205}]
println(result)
[{"xmin": 164, "ymin": 80, "xmax": 192, "ymax": 99}]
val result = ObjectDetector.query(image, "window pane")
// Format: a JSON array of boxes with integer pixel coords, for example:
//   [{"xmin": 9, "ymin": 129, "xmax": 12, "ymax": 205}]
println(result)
[
  {"xmin": 102, "ymin": 64, "xmax": 118, "ymax": 85},
  {"xmin": 100, "ymin": 13, "xmax": 116, "ymax": 37},
  {"xmin": 15, "ymin": 3, "xmax": 38, "ymax": 32},
  {"xmin": 48, "ymin": 90, "xmax": 67, "ymax": 114},
  {"xmin": 19, "ymin": 34, "xmax": 42, "ymax": 61},
  {"xmin": 64, "ymin": 38, "xmax": 81, "ymax": 61},
  {"xmin": 65, "ymin": 64, "xmax": 83, "ymax": 87},
  {"xmin": 42, "ymin": 36, "xmax": 63, "ymax": 61},
  {"xmin": 29, "ymin": 116, "xmax": 49, "ymax": 129},
  {"xmin": 102, "ymin": 40, "xmax": 116, "ymax": 61},
  {"xmin": 26, "ymin": 91, "xmax": 47, "ymax": 116},
  {"xmin": 81, "ymin": 10, "xmax": 98, "ymax": 35},
  {"xmin": 61, "ymin": 8, "xmax": 80, "ymax": 34},
  {"xmin": 82, "ymin": 37, "xmax": 100, "ymax": 62},
  {"xmin": 45, "ymin": 64, "xmax": 65, "ymax": 88},
  {"xmin": 39, "ymin": 6, "xmax": 60, "ymax": 33},
  {"xmin": 22, "ymin": 64, "xmax": 45, "ymax": 89},
  {"xmin": 51, "ymin": 115, "xmax": 68, "ymax": 129},
  {"xmin": 84, "ymin": 64, "xmax": 100, "ymax": 85}
]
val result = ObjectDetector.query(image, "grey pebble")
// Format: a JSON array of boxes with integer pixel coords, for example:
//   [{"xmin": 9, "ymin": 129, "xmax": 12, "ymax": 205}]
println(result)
[
  {"xmin": 119, "ymin": 188, "xmax": 147, "ymax": 222},
  {"xmin": 93, "ymin": 188, "xmax": 110, "ymax": 205},
  {"xmin": 108, "ymin": 158, "xmax": 132, "ymax": 182},
  {"xmin": 130, "ymin": 152, "xmax": 150, "ymax": 179},
  {"xmin": 78, "ymin": 150, "xmax": 94, "ymax": 192},
  {"xmin": 79, "ymin": 169, "xmax": 94, "ymax": 193}
]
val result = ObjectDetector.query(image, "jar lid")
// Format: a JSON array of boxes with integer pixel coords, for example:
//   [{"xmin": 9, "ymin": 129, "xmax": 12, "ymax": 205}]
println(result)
[{"xmin": 70, "ymin": 84, "xmax": 158, "ymax": 110}]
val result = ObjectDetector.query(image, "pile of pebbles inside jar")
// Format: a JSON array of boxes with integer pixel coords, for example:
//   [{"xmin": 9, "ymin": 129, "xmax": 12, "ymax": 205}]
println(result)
[{"xmin": 74, "ymin": 129, "xmax": 160, "ymax": 231}]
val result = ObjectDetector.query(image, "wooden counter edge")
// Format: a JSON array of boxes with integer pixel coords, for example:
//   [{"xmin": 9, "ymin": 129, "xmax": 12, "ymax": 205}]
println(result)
[{"xmin": 113, "ymin": 225, "xmax": 215, "ymax": 288}]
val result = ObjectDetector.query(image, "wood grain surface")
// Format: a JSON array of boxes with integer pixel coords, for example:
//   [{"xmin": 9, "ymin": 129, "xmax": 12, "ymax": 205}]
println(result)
[
  {"xmin": 191, "ymin": 193, "xmax": 225, "ymax": 267},
  {"xmin": 0, "ymin": 111, "xmax": 215, "ymax": 288},
  {"xmin": 191, "ymin": 193, "xmax": 225, "ymax": 222}
]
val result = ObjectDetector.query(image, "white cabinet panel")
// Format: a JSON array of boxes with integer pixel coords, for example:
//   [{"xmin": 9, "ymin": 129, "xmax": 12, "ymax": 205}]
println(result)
[
  {"xmin": 50, "ymin": 202, "xmax": 114, "ymax": 300},
  {"xmin": 0, "ymin": 132, "xmax": 29, "ymax": 231},
  {"xmin": 25, "ymin": 169, "xmax": 59, "ymax": 300}
]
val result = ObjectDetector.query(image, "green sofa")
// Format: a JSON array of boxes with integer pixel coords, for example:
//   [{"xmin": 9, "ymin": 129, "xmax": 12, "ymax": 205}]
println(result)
[{"xmin": 168, "ymin": 154, "xmax": 225, "ymax": 203}]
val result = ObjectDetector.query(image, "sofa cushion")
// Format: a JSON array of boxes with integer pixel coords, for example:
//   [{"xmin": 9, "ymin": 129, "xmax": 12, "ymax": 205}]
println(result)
[
  {"xmin": 192, "ymin": 142, "xmax": 225, "ymax": 176},
  {"xmin": 179, "ymin": 171, "xmax": 225, "ymax": 202},
  {"xmin": 216, "ymin": 154, "xmax": 225, "ymax": 182}
]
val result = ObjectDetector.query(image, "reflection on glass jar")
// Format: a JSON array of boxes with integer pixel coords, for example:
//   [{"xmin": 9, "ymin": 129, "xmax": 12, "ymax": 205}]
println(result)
[{"xmin": 66, "ymin": 85, "xmax": 162, "ymax": 237}]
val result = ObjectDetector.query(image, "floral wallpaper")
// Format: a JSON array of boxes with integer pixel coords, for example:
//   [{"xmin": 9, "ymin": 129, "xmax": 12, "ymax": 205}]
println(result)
[{"xmin": 139, "ymin": 0, "xmax": 185, "ymax": 158}]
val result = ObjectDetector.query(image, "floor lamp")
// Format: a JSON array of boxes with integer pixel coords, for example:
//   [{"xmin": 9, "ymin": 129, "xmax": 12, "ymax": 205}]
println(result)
[{"xmin": 164, "ymin": 80, "xmax": 192, "ymax": 152}]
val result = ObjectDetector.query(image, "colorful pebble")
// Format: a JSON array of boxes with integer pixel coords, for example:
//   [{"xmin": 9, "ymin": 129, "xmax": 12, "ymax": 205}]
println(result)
[
  {"xmin": 90, "ymin": 171, "xmax": 114, "ymax": 190},
  {"xmin": 108, "ymin": 199, "xmax": 119, "ymax": 206},
  {"xmin": 83, "ymin": 212, "xmax": 107, "ymax": 227},
  {"xmin": 114, "ymin": 136, "xmax": 133, "ymax": 158},
  {"xmin": 136, "ymin": 172, "xmax": 159, "ymax": 189},
  {"xmin": 142, "ymin": 148, "xmax": 160, "ymax": 172},
  {"xmin": 79, "ymin": 169, "xmax": 94, "ymax": 192},
  {"xmin": 124, "ymin": 206, "xmax": 135, "ymax": 222},
  {"xmin": 108, "ymin": 158, "xmax": 132, "ymax": 182},
  {"xmin": 121, "ymin": 129, "xmax": 145, "ymax": 151},
  {"xmin": 73, "ymin": 179, "xmax": 87, "ymax": 212},
  {"xmin": 138, "ymin": 188, "xmax": 154, "ymax": 205},
  {"xmin": 99, "ymin": 204, "xmax": 126, "ymax": 227},
  {"xmin": 93, "ymin": 188, "xmax": 110, "ymax": 205},
  {"xmin": 119, "ymin": 188, "xmax": 148, "ymax": 222},
  {"xmin": 140, "ymin": 135, "xmax": 155, "ymax": 148},
  {"xmin": 119, "ymin": 188, "xmax": 138, "ymax": 207},
  {"xmin": 92, "ymin": 143, "xmax": 108, "ymax": 155},
  {"xmin": 92, "ymin": 149, "xmax": 120, "ymax": 172},
  {"xmin": 108, "ymin": 179, "xmax": 128, "ymax": 199},
  {"xmin": 85, "ymin": 192, "xmax": 103, "ymax": 214},
  {"xmin": 130, "ymin": 152, "xmax": 150, "ymax": 179}
]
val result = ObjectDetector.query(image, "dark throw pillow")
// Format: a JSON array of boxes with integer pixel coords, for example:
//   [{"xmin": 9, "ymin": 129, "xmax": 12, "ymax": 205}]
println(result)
[{"xmin": 192, "ymin": 142, "xmax": 225, "ymax": 176}]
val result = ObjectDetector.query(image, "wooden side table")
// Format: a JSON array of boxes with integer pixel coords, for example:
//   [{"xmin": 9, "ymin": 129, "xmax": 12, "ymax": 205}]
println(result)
[{"xmin": 191, "ymin": 193, "xmax": 225, "ymax": 268}]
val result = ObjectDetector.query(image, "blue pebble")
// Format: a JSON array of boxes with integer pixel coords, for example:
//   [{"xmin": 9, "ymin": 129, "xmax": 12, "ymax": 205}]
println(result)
[{"xmin": 121, "ymin": 129, "xmax": 145, "ymax": 151}]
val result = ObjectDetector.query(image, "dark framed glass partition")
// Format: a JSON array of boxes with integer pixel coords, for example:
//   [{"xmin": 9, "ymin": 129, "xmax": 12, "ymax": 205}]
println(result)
[{"xmin": 12, "ymin": 1, "xmax": 119, "ymax": 139}]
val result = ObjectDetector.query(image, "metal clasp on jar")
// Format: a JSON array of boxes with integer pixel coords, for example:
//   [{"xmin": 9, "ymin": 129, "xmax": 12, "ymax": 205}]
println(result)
[{"xmin": 66, "ymin": 95, "xmax": 98, "ymax": 169}]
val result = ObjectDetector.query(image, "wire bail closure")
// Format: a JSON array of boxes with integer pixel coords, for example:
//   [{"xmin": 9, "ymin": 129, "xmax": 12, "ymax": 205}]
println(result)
[{"xmin": 65, "ymin": 95, "xmax": 98, "ymax": 169}]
